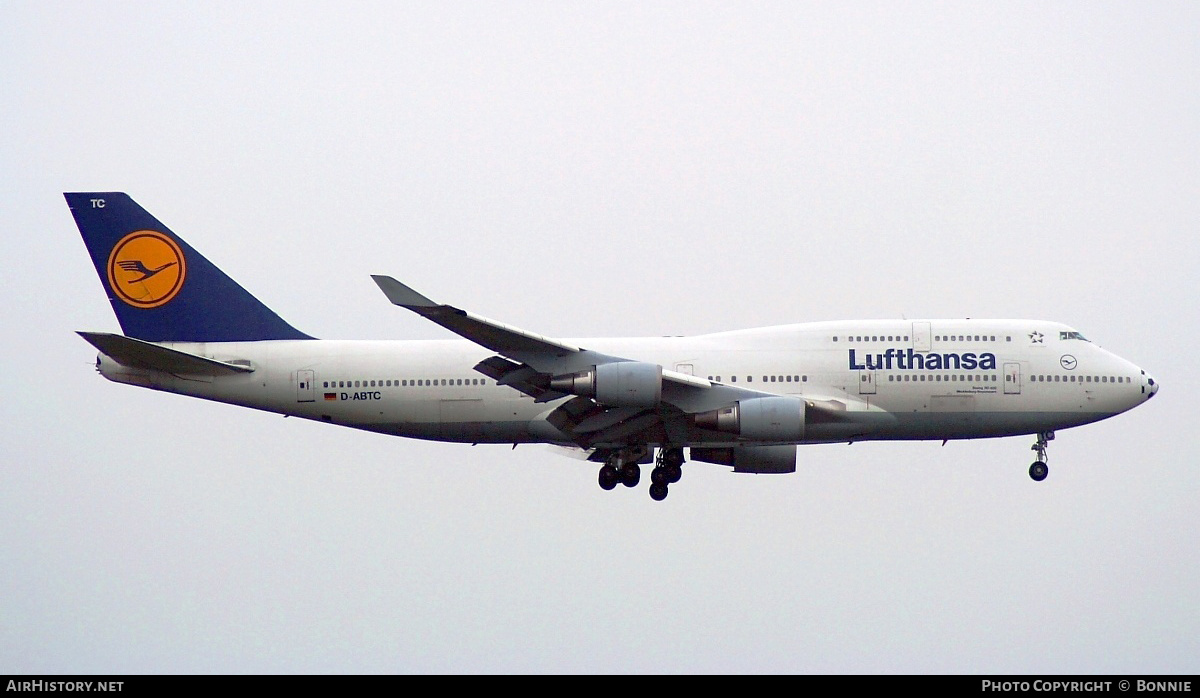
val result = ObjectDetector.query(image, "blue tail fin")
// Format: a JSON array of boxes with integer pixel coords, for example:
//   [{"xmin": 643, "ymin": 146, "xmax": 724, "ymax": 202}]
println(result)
[{"xmin": 67, "ymin": 192, "xmax": 312, "ymax": 342}]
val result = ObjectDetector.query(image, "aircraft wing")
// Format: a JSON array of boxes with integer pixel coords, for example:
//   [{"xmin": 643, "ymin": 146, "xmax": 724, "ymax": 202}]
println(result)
[
  {"xmin": 372, "ymin": 275, "xmax": 710, "ymax": 391},
  {"xmin": 371, "ymin": 275, "xmax": 804, "ymax": 447},
  {"xmin": 371, "ymin": 275, "xmax": 584, "ymax": 364}
]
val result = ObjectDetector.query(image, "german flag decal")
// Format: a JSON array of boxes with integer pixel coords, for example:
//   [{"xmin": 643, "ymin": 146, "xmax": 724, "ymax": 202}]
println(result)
[{"xmin": 324, "ymin": 393, "xmax": 337, "ymax": 401}]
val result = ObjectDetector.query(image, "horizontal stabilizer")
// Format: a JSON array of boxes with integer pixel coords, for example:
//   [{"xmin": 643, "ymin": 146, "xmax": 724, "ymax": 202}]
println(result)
[{"xmin": 78, "ymin": 332, "xmax": 255, "ymax": 376}]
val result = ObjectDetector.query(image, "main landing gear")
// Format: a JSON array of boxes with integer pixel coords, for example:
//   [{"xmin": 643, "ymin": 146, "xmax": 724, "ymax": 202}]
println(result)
[
  {"xmin": 597, "ymin": 447, "xmax": 684, "ymax": 501},
  {"xmin": 597, "ymin": 455, "xmax": 640, "ymax": 490},
  {"xmin": 598, "ymin": 445, "xmax": 649, "ymax": 491},
  {"xmin": 1029, "ymin": 431, "xmax": 1053, "ymax": 482},
  {"xmin": 648, "ymin": 447, "xmax": 684, "ymax": 501}
]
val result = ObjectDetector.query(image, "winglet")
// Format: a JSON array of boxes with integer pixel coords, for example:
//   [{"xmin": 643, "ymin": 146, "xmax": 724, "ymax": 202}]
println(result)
[{"xmin": 371, "ymin": 275, "xmax": 437, "ymax": 308}]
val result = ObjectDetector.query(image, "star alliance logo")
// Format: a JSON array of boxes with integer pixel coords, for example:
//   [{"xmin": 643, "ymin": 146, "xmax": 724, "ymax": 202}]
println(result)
[{"xmin": 1029, "ymin": 331, "xmax": 1044, "ymax": 344}]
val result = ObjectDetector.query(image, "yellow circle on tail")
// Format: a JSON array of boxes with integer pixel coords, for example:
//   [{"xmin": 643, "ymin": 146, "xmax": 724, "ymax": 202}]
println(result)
[{"xmin": 106, "ymin": 231, "xmax": 186, "ymax": 308}]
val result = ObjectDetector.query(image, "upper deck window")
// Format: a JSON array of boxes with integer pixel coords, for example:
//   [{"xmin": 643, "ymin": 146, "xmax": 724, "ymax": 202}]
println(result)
[{"xmin": 1060, "ymin": 331, "xmax": 1090, "ymax": 341}]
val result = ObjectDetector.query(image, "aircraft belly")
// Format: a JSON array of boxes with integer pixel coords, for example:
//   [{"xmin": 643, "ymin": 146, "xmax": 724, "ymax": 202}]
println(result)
[
  {"xmin": 364, "ymin": 420, "xmax": 536, "ymax": 443},
  {"xmin": 865, "ymin": 410, "xmax": 1117, "ymax": 440}
]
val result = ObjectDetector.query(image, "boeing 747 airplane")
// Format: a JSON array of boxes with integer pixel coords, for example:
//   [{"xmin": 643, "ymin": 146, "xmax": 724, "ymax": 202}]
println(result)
[{"xmin": 68, "ymin": 193, "xmax": 1159, "ymax": 500}]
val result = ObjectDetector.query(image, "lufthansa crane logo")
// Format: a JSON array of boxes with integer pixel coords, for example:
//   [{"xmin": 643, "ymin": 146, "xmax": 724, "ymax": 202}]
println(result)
[{"xmin": 106, "ymin": 231, "xmax": 186, "ymax": 308}]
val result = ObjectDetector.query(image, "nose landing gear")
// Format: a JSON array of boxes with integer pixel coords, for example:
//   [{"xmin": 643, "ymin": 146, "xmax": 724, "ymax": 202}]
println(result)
[{"xmin": 1029, "ymin": 431, "xmax": 1053, "ymax": 482}]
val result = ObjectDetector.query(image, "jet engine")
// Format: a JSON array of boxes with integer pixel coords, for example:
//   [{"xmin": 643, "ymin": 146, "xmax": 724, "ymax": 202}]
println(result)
[
  {"xmin": 690, "ymin": 445, "xmax": 797, "ymax": 474},
  {"xmin": 694, "ymin": 395, "xmax": 806, "ymax": 441},
  {"xmin": 549, "ymin": 361, "xmax": 663, "ymax": 409}
]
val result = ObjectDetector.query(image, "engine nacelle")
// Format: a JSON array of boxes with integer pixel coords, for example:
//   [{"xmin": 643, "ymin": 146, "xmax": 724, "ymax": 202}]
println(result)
[
  {"xmin": 694, "ymin": 396, "xmax": 806, "ymax": 441},
  {"xmin": 549, "ymin": 361, "xmax": 663, "ymax": 409},
  {"xmin": 690, "ymin": 445, "xmax": 797, "ymax": 474}
]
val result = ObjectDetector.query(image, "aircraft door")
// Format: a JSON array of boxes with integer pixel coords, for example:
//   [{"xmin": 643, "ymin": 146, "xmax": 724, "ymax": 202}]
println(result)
[
  {"xmin": 296, "ymin": 369, "xmax": 315, "ymax": 402},
  {"xmin": 1003, "ymin": 363, "xmax": 1021, "ymax": 395},
  {"xmin": 858, "ymin": 370, "xmax": 877, "ymax": 395},
  {"xmin": 912, "ymin": 322, "xmax": 932, "ymax": 352}
]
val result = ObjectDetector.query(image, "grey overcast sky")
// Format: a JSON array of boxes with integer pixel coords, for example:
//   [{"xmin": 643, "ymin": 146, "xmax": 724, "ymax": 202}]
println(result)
[{"xmin": 2, "ymin": 2, "xmax": 1196, "ymax": 673}]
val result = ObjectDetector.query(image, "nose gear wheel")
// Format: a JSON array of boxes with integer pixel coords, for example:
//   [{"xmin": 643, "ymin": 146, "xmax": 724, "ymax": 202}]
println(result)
[{"xmin": 1029, "ymin": 431, "xmax": 1053, "ymax": 482}]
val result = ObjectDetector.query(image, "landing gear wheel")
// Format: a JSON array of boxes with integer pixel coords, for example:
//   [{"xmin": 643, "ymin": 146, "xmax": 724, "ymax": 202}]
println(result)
[
  {"xmin": 1029, "ymin": 431, "xmax": 1053, "ymax": 482},
  {"xmin": 651, "ymin": 466, "xmax": 669, "ymax": 485},
  {"xmin": 620, "ymin": 463, "xmax": 641, "ymax": 488},
  {"xmin": 649, "ymin": 482, "xmax": 669, "ymax": 501},
  {"xmin": 656, "ymin": 447, "xmax": 684, "ymax": 484},
  {"xmin": 598, "ymin": 465, "xmax": 619, "ymax": 490}
]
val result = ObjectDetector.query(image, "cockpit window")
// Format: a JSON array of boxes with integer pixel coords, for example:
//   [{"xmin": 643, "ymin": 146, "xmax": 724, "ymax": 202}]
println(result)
[{"xmin": 1060, "ymin": 331, "xmax": 1090, "ymax": 341}]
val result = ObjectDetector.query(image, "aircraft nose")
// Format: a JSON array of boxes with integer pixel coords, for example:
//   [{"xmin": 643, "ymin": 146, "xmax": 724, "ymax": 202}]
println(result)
[{"xmin": 1148, "ymin": 375, "xmax": 1159, "ymax": 398}]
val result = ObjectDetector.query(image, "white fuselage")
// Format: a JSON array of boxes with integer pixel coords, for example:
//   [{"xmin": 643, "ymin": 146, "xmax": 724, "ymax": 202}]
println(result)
[{"xmin": 95, "ymin": 319, "xmax": 1157, "ymax": 447}]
